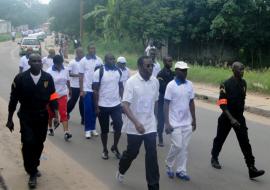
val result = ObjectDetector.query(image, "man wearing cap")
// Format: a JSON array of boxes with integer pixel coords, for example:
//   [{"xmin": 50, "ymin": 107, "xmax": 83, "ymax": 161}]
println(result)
[
  {"xmin": 211, "ymin": 61, "xmax": 265, "ymax": 179},
  {"xmin": 79, "ymin": 43, "xmax": 103, "ymax": 138},
  {"xmin": 42, "ymin": 49, "xmax": 55, "ymax": 70},
  {"xmin": 149, "ymin": 48, "xmax": 161, "ymax": 77},
  {"xmin": 116, "ymin": 56, "xmax": 130, "ymax": 87},
  {"xmin": 6, "ymin": 53, "xmax": 58, "ymax": 188},
  {"xmin": 156, "ymin": 56, "xmax": 174, "ymax": 147},
  {"xmin": 164, "ymin": 61, "xmax": 196, "ymax": 181},
  {"xmin": 19, "ymin": 47, "xmax": 33, "ymax": 73}
]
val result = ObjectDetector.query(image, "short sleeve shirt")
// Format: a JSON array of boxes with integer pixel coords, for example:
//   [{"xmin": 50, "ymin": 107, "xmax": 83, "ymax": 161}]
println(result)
[
  {"xmin": 46, "ymin": 66, "xmax": 69, "ymax": 97},
  {"xmin": 122, "ymin": 73, "xmax": 159, "ymax": 135},
  {"xmin": 19, "ymin": 55, "xmax": 30, "ymax": 72},
  {"xmin": 120, "ymin": 67, "xmax": 130, "ymax": 87},
  {"xmin": 67, "ymin": 59, "xmax": 80, "ymax": 88},
  {"xmin": 42, "ymin": 57, "xmax": 54, "ymax": 70},
  {"xmin": 79, "ymin": 56, "xmax": 103, "ymax": 92},
  {"xmin": 93, "ymin": 67, "xmax": 123, "ymax": 107},
  {"xmin": 152, "ymin": 61, "xmax": 161, "ymax": 77},
  {"xmin": 164, "ymin": 80, "xmax": 195, "ymax": 127}
]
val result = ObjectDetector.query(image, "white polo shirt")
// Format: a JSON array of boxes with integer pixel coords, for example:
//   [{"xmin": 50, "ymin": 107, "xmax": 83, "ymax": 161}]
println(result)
[
  {"xmin": 79, "ymin": 56, "xmax": 103, "ymax": 92},
  {"xmin": 152, "ymin": 61, "xmax": 161, "ymax": 77},
  {"xmin": 122, "ymin": 73, "xmax": 159, "ymax": 135},
  {"xmin": 67, "ymin": 59, "xmax": 80, "ymax": 88},
  {"xmin": 42, "ymin": 57, "xmax": 54, "ymax": 70},
  {"xmin": 19, "ymin": 55, "xmax": 30, "ymax": 72},
  {"xmin": 164, "ymin": 80, "xmax": 195, "ymax": 127},
  {"xmin": 93, "ymin": 67, "xmax": 123, "ymax": 107},
  {"xmin": 46, "ymin": 66, "xmax": 69, "ymax": 97}
]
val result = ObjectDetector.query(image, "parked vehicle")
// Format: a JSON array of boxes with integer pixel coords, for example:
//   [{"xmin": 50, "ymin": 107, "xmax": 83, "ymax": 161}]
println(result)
[{"xmin": 18, "ymin": 37, "xmax": 41, "ymax": 56}]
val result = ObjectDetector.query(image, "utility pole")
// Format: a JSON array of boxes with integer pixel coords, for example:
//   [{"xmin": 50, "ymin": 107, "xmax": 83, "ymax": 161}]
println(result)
[{"xmin": 80, "ymin": 0, "xmax": 84, "ymax": 41}]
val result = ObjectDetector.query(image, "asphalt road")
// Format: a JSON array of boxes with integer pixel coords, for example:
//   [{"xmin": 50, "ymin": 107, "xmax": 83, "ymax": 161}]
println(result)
[{"xmin": 0, "ymin": 40, "xmax": 269, "ymax": 190}]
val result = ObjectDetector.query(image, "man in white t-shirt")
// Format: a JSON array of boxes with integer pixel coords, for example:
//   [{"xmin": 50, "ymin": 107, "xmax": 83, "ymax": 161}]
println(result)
[
  {"xmin": 19, "ymin": 47, "xmax": 33, "ymax": 73},
  {"xmin": 164, "ymin": 61, "xmax": 196, "ymax": 181},
  {"xmin": 79, "ymin": 43, "xmax": 103, "ymax": 138},
  {"xmin": 149, "ymin": 48, "xmax": 161, "ymax": 77},
  {"xmin": 42, "ymin": 49, "xmax": 55, "ymax": 70},
  {"xmin": 116, "ymin": 56, "xmax": 160, "ymax": 190},
  {"xmin": 67, "ymin": 48, "xmax": 84, "ymax": 125},
  {"xmin": 93, "ymin": 53, "xmax": 124, "ymax": 160},
  {"xmin": 116, "ymin": 56, "xmax": 130, "ymax": 87}
]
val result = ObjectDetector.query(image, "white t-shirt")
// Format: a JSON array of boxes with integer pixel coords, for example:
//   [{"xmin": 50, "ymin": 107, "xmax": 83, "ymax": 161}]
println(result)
[
  {"xmin": 67, "ymin": 59, "xmax": 80, "ymax": 88},
  {"xmin": 19, "ymin": 55, "xmax": 30, "ymax": 72},
  {"xmin": 122, "ymin": 73, "xmax": 159, "ymax": 135},
  {"xmin": 93, "ymin": 67, "xmax": 123, "ymax": 107},
  {"xmin": 152, "ymin": 61, "xmax": 161, "ymax": 77},
  {"xmin": 47, "ymin": 66, "xmax": 69, "ymax": 97},
  {"xmin": 30, "ymin": 72, "xmax": 41, "ymax": 85},
  {"xmin": 42, "ymin": 57, "xmax": 54, "ymax": 70},
  {"xmin": 164, "ymin": 80, "xmax": 195, "ymax": 127},
  {"xmin": 79, "ymin": 56, "xmax": 103, "ymax": 92}
]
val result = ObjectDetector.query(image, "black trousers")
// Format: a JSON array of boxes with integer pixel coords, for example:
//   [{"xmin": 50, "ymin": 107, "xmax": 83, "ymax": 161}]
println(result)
[
  {"xmin": 18, "ymin": 110, "xmax": 48, "ymax": 176},
  {"xmin": 67, "ymin": 87, "xmax": 84, "ymax": 121},
  {"xmin": 119, "ymin": 133, "xmax": 160, "ymax": 190},
  {"xmin": 157, "ymin": 97, "xmax": 164, "ymax": 141},
  {"xmin": 98, "ymin": 105, "xmax": 123, "ymax": 134},
  {"xmin": 211, "ymin": 113, "xmax": 255, "ymax": 167}
]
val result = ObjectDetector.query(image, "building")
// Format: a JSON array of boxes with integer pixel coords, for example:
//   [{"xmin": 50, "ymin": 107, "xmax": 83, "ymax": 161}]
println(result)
[{"xmin": 0, "ymin": 19, "xmax": 11, "ymax": 34}]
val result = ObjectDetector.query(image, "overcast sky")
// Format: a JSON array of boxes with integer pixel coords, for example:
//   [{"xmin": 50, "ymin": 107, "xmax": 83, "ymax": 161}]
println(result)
[{"xmin": 39, "ymin": 0, "xmax": 50, "ymax": 4}]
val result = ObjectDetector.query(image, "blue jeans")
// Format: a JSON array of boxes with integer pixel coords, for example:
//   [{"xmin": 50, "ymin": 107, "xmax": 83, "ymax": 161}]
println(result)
[{"xmin": 84, "ymin": 92, "xmax": 96, "ymax": 131}]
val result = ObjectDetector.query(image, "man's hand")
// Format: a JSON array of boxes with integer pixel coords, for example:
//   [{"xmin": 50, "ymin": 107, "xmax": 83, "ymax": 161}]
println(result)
[
  {"xmin": 192, "ymin": 120, "xmax": 196, "ymax": 132},
  {"xmin": 95, "ymin": 106, "xmax": 100, "ymax": 116},
  {"xmin": 135, "ymin": 121, "xmax": 145, "ymax": 134},
  {"xmin": 80, "ymin": 91, "xmax": 85, "ymax": 97},
  {"xmin": 231, "ymin": 118, "xmax": 240, "ymax": 127},
  {"xmin": 165, "ymin": 123, "xmax": 174, "ymax": 134},
  {"xmin": 6, "ymin": 119, "xmax": 14, "ymax": 132}
]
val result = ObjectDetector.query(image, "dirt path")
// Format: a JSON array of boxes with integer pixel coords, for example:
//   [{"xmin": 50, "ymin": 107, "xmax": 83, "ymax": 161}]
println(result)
[{"xmin": 0, "ymin": 96, "xmax": 109, "ymax": 190}]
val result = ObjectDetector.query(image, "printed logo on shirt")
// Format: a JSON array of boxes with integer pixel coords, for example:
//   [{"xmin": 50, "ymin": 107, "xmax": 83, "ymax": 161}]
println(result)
[{"xmin": 44, "ymin": 81, "xmax": 48, "ymax": 88}]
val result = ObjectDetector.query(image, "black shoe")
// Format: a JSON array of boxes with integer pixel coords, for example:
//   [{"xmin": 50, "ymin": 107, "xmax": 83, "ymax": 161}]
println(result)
[
  {"xmin": 36, "ymin": 170, "xmax": 41, "ymax": 177},
  {"xmin": 64, "ymin": 132, "xmax": 72, "ymax": 141},
  {"xmin": 158, "ymin": 140, "xmax": 164, "ymax": 147},
  {"xmin": 249, "ymin": 166, "xmax": 265, "ymax": 179},
  {"xmin": 48, "ymin": 128, "xmax": 54, "ymax": 136},
  {"xmin": 102, "ymin": 151, "xmax": 109, "ymax": 160},
  {"xmin": 111, "ymin": 146, "xmax": 121, "ymax": 159},
  {"xmin": 28, "ymin": 175, "xmax": 37, "ymax": 189},
  {"xmin": 81, "ymin": 119, "xmax": 84, "ymax": 125},
  {"xmin": 211, "ymin": 157, "xmax": 222, "ymax": 169}
]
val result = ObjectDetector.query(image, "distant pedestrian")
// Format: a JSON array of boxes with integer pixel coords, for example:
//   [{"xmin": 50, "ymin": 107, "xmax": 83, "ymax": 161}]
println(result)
[
  {"xmin": 67, "ymin": 48, "xmax": 84, "ymax": 125},
  {"xmin": 19, "ymin": 47, "xmax": 33, "ymax": 73},
  {"xmin": 145, "ymin": 41, "xmax": 156, "ymax": 56},
  {"xmin": 116, "ymin": 56, "xmax": 130, "ymax": 87},
  {"xmin": 6, "ymin": 53, "xmax": 58, "ymax": 188},
  {"xmin": 211, "ymin": 61, "xmax": 265, "ymax": 179},
  {"xmin": 42, "ymin": 49, "xmax": 55, "ymax": 70},
  {"xmin": 164, "ymin": 61, "xmax": 196, "ymax": 181},
  {"xmin": 93, "ymin": 53, "xmax": 124, "ymax": 160},
  {"xmin": 156, "ymin": 56, "xmax": 174, "ymax": 146},
  {"xmin": 46, "ymin": 55, "xmax": 72, "ymax": 141},
  {"xmin": 79, "ymin": 43, "xmax": 103, "ymax": 138},
  {"xmin": 149, "ymin": 48, "xmax": 161, "ymax": 77},
  {"xmin": 117, "ymin": 56, "xmax": 160, "ymax": 190}
]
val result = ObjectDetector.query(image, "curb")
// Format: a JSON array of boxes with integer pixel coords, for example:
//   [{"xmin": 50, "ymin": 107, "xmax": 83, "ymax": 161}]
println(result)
[{"xmin": 195, "ymin": 93, "xmax": 270, "ymax": 117}]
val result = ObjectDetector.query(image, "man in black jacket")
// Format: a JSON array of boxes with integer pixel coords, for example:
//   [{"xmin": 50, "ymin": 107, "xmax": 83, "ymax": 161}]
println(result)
[
  {"xmin": 211, "ymin": 61, "xmax": 265, "ymax": 179},
  {"xmin": 6, "ymin": 53, "xmax": 58, "ymax": 188}
]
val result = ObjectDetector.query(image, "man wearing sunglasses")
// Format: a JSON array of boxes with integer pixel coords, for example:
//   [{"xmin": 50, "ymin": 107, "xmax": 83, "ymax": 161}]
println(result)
[
  {"xmin": 6, "ymin": 53, "xmax": 58, "ymax": 188},
  {"xmin": 117, "ymin": 56, "xmax": 160, "ymax": 190}
]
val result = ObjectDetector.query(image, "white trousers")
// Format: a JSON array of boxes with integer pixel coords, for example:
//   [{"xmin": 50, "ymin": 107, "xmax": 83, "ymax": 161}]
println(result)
[{"xmin": 165, "ymin": 125, "xmax": 192, "ymax": 173}]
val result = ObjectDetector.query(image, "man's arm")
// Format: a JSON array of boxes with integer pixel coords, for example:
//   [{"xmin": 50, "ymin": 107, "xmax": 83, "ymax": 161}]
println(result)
[
  {"xmin": 119, "ymin": 82, "xmax": 124, "ymax": 99},
  {"xmin": 189, "ymin": 99, "xmax": 196, "ymax": 131},
  {"xmin": 92, "ymin": 82, "xmax": 100, "ymax": 115},
  {"xmin": 122, "ymin": 101, "xmax": 145, "ymax": 134},
  {"xmin": 164, "ymin": 99, "xmax": 173, "ymax": 134},
  {"xmin": 79, "ymin": 73, "xmax": 84, "ymax": 96}
]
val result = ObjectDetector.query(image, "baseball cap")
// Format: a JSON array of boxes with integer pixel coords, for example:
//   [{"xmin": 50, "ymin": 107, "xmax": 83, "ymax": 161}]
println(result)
[
  {"xmin": 175, "ymin": 61, "xmax": 189, "ymax": 69},
  {"xmin": 117, "ymin": 56, "xmax": 127, "ymax": 63}
]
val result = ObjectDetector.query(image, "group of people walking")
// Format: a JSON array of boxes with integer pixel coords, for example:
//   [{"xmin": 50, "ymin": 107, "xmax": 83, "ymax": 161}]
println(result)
[{"xmin": 6, "ymin": 42, "xmax": 265, "ymax": 189}]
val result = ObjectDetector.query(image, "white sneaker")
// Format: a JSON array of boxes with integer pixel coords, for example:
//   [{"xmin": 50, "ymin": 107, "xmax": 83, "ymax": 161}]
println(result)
[
  {"xmin": 85, "ymin": 131, "xmax": 91, "ymax": 139},
  {"xmin": 91, "ymin": 130, "xmax": 99, "ymax": 137},
  {"xmin": 115, "ymin": 171, "xmax": 124, "ymax": 183}
]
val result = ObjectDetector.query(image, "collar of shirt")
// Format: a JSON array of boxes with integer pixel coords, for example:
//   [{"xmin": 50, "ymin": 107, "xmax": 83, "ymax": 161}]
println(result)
[
  {"xmin": 104, "ymin": 64, "xmax": 117, "ymax": 71},
  {"xmin": 137, "ymin": 72, "xmax": 153, "ymax": 82},
  {"xmin": 86, "ymin": 54, "xmax": 96, "ymax": 60},
  {"xmin": 52, "ymin": 64, "xmax": 64, "ymax": 71},
  {"xmin": 175, "ymin": 78, "xmax": 186, "ymax": 86},
  {"xmin": 75, "ymin": 57, "xmax": 81, "ymax": 62}
]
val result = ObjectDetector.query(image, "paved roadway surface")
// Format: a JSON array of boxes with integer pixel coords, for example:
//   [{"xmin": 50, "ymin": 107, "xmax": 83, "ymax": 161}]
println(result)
[{"xmin": 0, "ymin": 40, "xmax": 269, "ymax": 190}]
